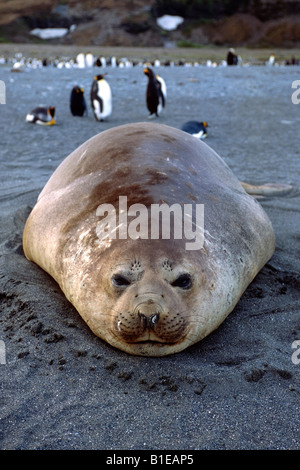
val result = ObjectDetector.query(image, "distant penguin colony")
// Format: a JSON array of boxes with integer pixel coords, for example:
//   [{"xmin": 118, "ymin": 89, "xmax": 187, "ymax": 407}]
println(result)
[
  {"xmin": 70, "ymin": 85, "xmax": 87, "ymax": 117},
  {"xmin": 22, "ymin": 52, "xmax": 246, "ymax": 130},
  {"xmin": 144, "ymin": 66, "xmax": 166, "ymax": 117},
  {"xmin": 90, "ymin": 74, "xmax": 112, "ymax": 121},
  {"xmin": 181, "ymin": 121, "xmax": 208, "ymax": 139},
  {"xmin": 25, "ymin": 106, "xmax": 56, "ymax": 125}
]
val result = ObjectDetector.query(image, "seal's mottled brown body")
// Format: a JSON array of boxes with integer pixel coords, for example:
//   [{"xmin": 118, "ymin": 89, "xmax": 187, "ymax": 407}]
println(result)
[{"xmin": 23, "ymin": 123, "xmax": 275, "ymax": 356}]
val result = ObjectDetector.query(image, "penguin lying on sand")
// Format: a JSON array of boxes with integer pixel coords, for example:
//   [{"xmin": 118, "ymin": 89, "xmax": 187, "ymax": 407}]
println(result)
[
  {"xmin": 144, "ymin": 67, "xmax": 166, "ymax": 118},
  {"xmin": 26, "ymin": 106, "xmax": 56, "ymax": 125},
  {"xmin": 70, "ymin": 85, "xmax": 87, "ymax": 117},
  {"xmin": 90, "ymin": 74, "xmax": 112, "ymax": 121},
  {"xmin": 181, "ymin": 121, "xmax": 208, "ymax": 139}
]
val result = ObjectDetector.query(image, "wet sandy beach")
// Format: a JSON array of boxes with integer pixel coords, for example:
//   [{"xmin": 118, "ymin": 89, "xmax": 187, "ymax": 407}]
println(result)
[{"xmin": 0, "ymin": 49, "xmax": 300, "ymax": 450}]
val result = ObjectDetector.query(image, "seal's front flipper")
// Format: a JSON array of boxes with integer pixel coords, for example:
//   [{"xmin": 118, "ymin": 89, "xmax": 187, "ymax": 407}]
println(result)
[{"xmin": 241, "ymin": 182, "xmax": 293, "ymax": 198}]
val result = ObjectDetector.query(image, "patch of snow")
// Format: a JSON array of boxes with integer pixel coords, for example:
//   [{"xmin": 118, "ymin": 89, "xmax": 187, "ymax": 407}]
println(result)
[
  {"xmin": 30, "ymin": 28, "xmax": 69, "ymax": 39},
  {"xmin": 156, "ymin": 15, "xmax": 184, "ymax": 31}
]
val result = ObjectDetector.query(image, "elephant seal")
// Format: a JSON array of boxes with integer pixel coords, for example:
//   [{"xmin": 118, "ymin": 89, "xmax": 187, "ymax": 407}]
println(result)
[{"xmin": 23, "ymin": 122, "xmax": 276, "ymax": 356}]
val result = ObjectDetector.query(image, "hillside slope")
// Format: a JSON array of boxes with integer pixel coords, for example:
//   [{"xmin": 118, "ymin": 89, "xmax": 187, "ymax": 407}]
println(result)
[{"xmin": 0, "ymin": 0, "xmax": 299, "ymax": 47}]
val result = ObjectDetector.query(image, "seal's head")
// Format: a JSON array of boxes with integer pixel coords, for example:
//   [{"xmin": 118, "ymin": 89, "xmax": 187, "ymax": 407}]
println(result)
[{"xmin": 77, "ymin": 239, "xmax": 213, "ymax": 357}]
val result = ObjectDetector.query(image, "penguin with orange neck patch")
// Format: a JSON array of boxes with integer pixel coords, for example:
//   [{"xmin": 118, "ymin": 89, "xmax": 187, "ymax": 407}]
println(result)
[
  {"xmin": 181, "ymin": 121, "xmax": 208, "ymax": 139},
  {"xmin": 90, "ymin": 74, "xmax": 112, "ymax": 121},
  {"xmin": 70, "ymin": 85, "xmax": 87, "ymax": 117},
  {"xmin": 144, "ymin": 67, "xmax": 166, "ymax": 118},
  {"xmin": 26, "ymin": 106, "xmax": 56, "ymax": 126}
]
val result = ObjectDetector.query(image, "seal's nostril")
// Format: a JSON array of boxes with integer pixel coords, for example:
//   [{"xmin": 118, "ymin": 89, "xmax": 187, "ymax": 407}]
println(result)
[
  {"xmin": 138, "ymin": 312, "xmax": 147, "ymax": 330},
  {"xmin": 149, "ymin": 313, "xmax": 159, "ymax": 329},
  {"xmin": 138, "ymin": 312, "xmax": 159, "ymax": 330}
]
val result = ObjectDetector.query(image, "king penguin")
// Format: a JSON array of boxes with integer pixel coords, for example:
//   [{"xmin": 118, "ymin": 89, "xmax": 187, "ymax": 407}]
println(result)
[
  {"xmin": 156, "ymin": 73, "xmax": 167, "ymax": 106},
  {"xmin": 70, "ymin": 85, "xmax": 87, "ymax": 117},
  {"xmin": 226, "ymin": 48, "xmax": 238, "ymax": 66},
  {"xmin": 25, "ymin": 106, "xmax": 56, "ymax": 125},
  {"xmin": 143, "ymin": 67, "xmax": 166, "ymax": 118},
  {"xmin": 181, "ymin": 121, "xmax": 208, "ymax": 139},
  {"xmin": 90, "ymin": 74, "xmax": 112, "ymax": 121}
]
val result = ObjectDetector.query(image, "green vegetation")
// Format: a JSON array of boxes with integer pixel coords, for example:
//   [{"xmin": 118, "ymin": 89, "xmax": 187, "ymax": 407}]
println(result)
[{"xmin": 177, "ymin": 40, "xmax": 203, "ymax": 48}]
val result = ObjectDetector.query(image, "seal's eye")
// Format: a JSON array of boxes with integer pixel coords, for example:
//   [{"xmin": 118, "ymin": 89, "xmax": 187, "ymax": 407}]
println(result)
[
  {"xmin": 171, "ymin": 274, "xmax": 192, "ymax": 290},
  {"xmin": 112, "ymin": 274, "xmax": 131, "ymax": 288}
]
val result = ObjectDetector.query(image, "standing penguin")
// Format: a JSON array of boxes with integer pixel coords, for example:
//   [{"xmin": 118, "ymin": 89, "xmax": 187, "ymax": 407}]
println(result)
[
  {"xmin": 90, "ymin": 74, "xmax": 112, "ymax": 121},
  {"xmin": 25, "ymin": 106, "xmax": 56, "ymax": 125},
  {"xmin": 70, "ymin": 85, "xmax": 87, "ymax": 117},
  {"xmin": 226, "ymin": 48, "xmax": 238, "ymax": 66},
  {"xmin": 156, "ymin": 73, "xmax": 167, "ymax": 106},
  {"xmin": 144, "ymin": 67, "xmax": 166, "ymax": 118}
]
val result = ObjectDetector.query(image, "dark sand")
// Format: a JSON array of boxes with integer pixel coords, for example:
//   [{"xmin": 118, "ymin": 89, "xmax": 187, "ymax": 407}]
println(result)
[{"xmin": 0, "ymin": 47, "xmax": 300, "ymax": 450}]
